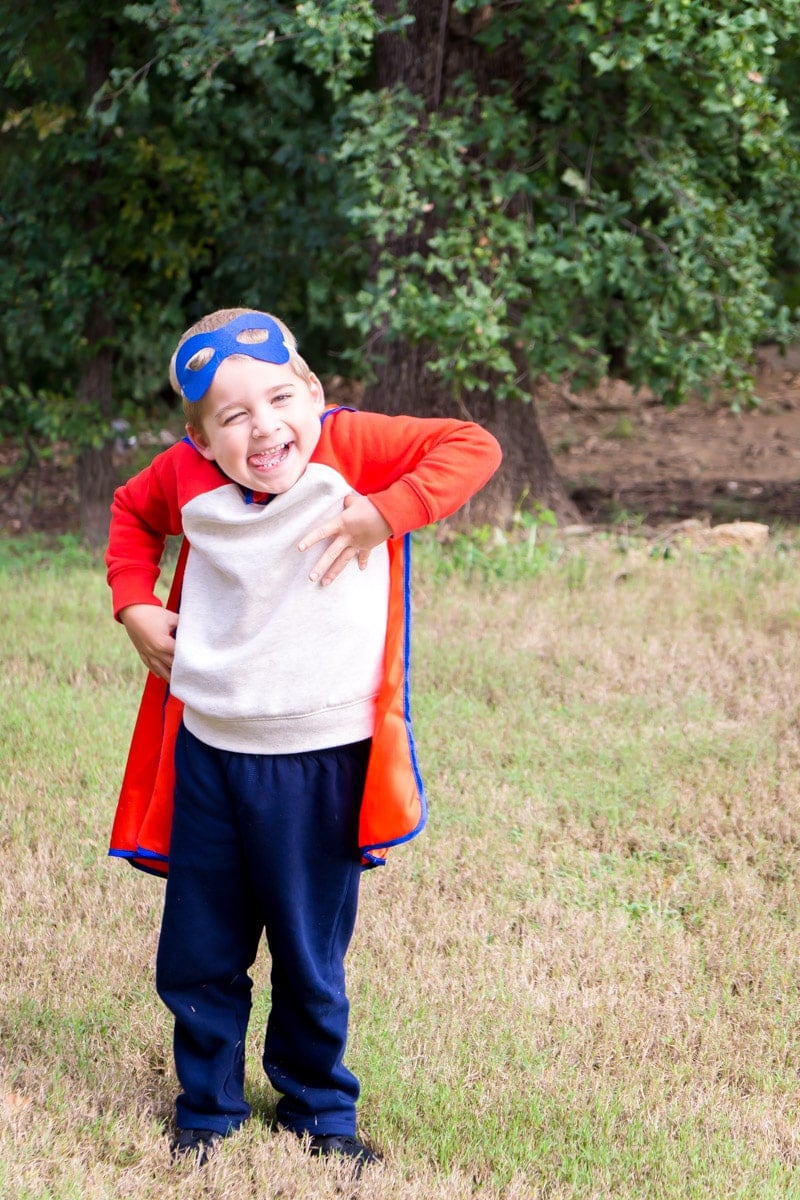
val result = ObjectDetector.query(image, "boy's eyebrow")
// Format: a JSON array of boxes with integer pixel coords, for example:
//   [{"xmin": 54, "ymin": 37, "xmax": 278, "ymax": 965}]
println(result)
[{"xmin": 208, "ymin": 400, "xmax": 245, "ymax": 420}]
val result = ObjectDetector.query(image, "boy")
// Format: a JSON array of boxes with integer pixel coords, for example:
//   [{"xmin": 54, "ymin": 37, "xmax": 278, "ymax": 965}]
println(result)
[{"xmin": 105, "ymin": 308, "xmax": 501, "ymax": 1170}]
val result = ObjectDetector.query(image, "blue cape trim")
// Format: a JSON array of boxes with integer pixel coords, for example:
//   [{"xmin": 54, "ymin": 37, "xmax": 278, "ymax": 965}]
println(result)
[
  {"xmin": 359, "ymin": 532, "xmax": 427, "ymax": 866},
  {"xmin": 109, "ymin": 846, "xmax": 169, "ymax": 863},
  {"xmin": 109, "ymin": 846, "xmax": 169, "ymax": 878},
  {"xmin": 320, "ymin": 405, "xmax": 357, "ymax": 423}
]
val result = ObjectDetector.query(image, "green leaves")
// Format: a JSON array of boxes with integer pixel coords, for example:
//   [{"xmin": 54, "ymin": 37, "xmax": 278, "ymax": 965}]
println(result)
[
  {"xmin": 2, "ymin": 0, "xmax": 800, "ymax": 462},
  {"xmin": 0, "ymin": 0, "xmax": 378, "ymax": 452},
  {"xmin": 337, "ymin": 1, "xmax": 800, "ymax": 406}
]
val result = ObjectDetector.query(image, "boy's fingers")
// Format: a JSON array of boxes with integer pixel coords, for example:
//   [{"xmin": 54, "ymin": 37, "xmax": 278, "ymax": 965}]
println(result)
[
  {"xmin": 140, "ymin": 652, "xmax": 169, "ymax": 681},
  {"xmin": 322, "ymin": 550, "xmax": 358, "ymax": 585},
  {"xmin": 298, "ymin": 520, "xmax": 340, "ymax": 553},
  {"xmin": 299, "ymin": 494, "xmax": 361, "ymax": 553},
  {"xmin": 308, "ymin": 540, "xmax": 358, "ymax": 585}
]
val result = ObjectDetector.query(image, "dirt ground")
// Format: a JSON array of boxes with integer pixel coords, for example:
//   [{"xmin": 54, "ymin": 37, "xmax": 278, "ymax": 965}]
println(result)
[
  {"xmin": 4, "ymin": 346, "xmax": 800, "ymax": 538},
  {"xmin": 538, "ymin": 343, "xmax": 800, "ymax": 529}
]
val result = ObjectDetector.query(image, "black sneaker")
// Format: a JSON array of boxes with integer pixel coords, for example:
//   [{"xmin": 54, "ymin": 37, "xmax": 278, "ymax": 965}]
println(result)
[
  {"xmin": 169, "ymin": 1127, "xmax": 224, "ymax": 1168},
  {"xmin": 307, "ymin": 1133, "xmax": 381, "ymax": 1174}
]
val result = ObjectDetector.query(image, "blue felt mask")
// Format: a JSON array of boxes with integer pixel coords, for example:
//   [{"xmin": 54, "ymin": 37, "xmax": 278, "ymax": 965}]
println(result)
[{"xmin": 175, "ymin": 313, "xmax": 291, "ymax": 402}]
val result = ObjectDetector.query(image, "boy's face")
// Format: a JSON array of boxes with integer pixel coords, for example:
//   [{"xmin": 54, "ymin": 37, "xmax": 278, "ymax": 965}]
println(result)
[{"xmin": 189, "ymin": 357, "xmax": 325, "ymax": 494}]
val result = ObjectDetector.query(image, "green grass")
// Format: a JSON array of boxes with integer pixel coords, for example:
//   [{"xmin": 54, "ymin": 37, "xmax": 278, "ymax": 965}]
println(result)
[{"xmin": 3, "ymin": 530, "xmax": 800, "ymax": 1197}]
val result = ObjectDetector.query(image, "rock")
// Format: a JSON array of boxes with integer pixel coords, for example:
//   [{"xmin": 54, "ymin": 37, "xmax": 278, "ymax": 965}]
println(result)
[
  {"xmin": 681, "ymin": 521, "xmax": 770, "ymax": 552},
  {"xmin": 561, "ymin": 524, "xmax": 595, "ymax": 537}
]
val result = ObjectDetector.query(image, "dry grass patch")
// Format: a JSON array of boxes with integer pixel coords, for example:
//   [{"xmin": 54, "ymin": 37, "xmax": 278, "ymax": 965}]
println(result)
[{"xmin": 3, "ymin": 534, "xmax": 800, "ymax": 1197}]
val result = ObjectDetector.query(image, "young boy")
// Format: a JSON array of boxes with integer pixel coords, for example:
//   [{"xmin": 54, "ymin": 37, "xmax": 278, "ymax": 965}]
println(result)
[{"xmin": 105, "ymin": 308, "xmax": 501, "ymax": 1170}]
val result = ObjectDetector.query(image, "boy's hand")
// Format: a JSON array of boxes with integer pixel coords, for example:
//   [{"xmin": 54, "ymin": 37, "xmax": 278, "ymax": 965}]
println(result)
[
  {"xmin": 119, "ymin": 604, "xmax": 179, "ymax": 681},
  {"xmin": 298, "ymin": 493, "xmax": 392, "ymax": 586}
]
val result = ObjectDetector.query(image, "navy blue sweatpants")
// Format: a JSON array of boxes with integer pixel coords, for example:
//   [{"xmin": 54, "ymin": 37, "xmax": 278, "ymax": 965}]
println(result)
[{"xmin": 155, "ymin": 723, "xmax": 370, "ymax": 1137}]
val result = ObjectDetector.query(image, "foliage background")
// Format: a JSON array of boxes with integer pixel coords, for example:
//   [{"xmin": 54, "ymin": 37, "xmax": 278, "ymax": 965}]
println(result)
[{"xmin": 3, "ymin": 0, "xmax": 800, "ymax": 458}]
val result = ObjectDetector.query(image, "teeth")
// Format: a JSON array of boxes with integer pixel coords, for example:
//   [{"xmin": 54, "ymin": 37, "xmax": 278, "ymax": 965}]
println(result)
[{"xmin": 251, "ymin": 443, "xmax": 289, "ymax": 468}]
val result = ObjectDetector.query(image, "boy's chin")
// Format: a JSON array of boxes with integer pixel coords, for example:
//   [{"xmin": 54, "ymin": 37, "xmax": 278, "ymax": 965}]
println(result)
[{"xmin": 237, "ymin": 466, "xmax": 305, "ymax": 495}]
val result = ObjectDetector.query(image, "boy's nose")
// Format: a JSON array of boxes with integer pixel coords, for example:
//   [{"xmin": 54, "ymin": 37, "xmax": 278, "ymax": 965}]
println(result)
[{"xmin": 252, "ymin": 409, "xmax": 279, "ymax": 438}]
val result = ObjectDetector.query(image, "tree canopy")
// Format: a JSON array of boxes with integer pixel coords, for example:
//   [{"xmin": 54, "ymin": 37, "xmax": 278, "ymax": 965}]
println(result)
[
  {"xmin": 2, "ymin": 1, "xmax": 800, "ymax": 535},
  {"xmin": 345, "ymin": 0, "xmax": 800, "ymax": 406},
  {"xmin": 0, "ymin": 2, "xmax": 373, "ymax": 429}
]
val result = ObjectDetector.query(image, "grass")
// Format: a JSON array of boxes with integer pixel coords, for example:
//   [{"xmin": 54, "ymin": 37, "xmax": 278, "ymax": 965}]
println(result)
[{"xmin": 3, "ymin": 528, "xmax": 800, "ymax": 1197}]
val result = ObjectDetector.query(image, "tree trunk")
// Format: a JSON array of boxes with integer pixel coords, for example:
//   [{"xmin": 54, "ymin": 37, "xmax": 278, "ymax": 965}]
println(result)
[
  {"xmin": 367, "ymin": 337, "xmax": 578, "ymax": 527},
  {"xmin": 78, "ymin": 22, "xmax": 116, "ymax": 549},
  {"xmin": 77, "ymin": 305, "xmax": 116, "ymax": 547},
  {"xmin": 367, "ymin": 0, "xmax": 580, "ymax": 527},
  {"xmin": 78, "ymin": 444, "xmax": 116, "ymax": 548}
]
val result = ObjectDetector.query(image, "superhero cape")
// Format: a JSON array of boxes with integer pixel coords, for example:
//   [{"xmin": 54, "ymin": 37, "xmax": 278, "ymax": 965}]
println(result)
[{"xmin": 109, "ymin": 531, "xmax": 425, "ymax": 875}]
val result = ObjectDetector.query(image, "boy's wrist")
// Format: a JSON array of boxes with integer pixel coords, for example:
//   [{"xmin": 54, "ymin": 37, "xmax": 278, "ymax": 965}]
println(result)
[{"xmin": 116, "ymin": 597, "xmax": 163, "ymax": 624}]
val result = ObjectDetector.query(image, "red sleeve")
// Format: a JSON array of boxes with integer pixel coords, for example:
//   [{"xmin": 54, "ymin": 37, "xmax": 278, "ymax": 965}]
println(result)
[
  {"xmin": 105, "ymin": 443, "xmax": 187, "ymax": 618},
  {"xmin": 318, "ymin": 409, "xmax": 502, "ymax": 536}
]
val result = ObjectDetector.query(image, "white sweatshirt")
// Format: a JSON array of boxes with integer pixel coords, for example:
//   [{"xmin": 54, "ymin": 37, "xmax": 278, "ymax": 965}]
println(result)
[{"xmin": 170, "ymin": 462, "xmax": 390, "ymax": 754}]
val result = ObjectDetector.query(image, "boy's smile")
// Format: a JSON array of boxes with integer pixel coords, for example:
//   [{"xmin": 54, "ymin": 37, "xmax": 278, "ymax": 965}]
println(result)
[{"xmin": 189, "ymin": 357, "xmax": 325, "ymax": 494}]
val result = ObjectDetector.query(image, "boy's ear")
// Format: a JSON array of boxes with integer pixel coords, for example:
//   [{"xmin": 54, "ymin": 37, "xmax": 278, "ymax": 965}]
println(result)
[
  {"xmin": 185, "ymin": 423, "xmax": 216, "ymax": 461},
  {"xmin": 309, "ymin": 373, "xmax": 326, "ymax": 411}
]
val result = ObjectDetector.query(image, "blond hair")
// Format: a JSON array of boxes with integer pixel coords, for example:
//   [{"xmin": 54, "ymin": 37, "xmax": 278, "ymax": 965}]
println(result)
[{"xmin": 170, "ymin": 307, "xmax": 313, "ymax": 430}]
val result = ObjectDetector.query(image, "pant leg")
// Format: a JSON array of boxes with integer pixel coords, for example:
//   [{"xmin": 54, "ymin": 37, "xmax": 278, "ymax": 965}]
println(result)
[
  {"xmin": 227, "ymin": 740, "xmax": 369, "ymax": 1137},
  {"xmin": 156, "ymin": 724, "xmax": 262, "ymax": 1134}
]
